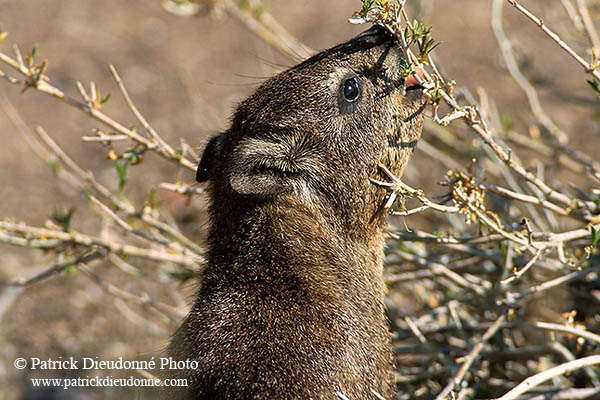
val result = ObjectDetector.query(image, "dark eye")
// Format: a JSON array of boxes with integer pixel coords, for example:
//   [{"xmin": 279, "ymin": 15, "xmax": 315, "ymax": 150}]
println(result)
[{"xmin": 343, "ymin": 77, "xmax": 360, "ymax": 102}]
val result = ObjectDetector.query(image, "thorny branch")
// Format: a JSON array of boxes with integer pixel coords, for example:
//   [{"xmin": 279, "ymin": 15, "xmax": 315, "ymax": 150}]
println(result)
[{"xmin": 0, "ymin": 48, "xmax": 196, "ymax": 171}]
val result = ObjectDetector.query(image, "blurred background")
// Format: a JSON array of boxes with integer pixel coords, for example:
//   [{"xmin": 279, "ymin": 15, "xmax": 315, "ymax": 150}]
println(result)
[{"xmin": 0, "ymin": 0, "xmax": 598, "ymax": 398}]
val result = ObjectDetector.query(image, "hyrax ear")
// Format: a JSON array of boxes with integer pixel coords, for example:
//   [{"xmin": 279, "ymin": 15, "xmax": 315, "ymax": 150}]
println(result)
[
  {"xmin": 196, "ymin": 133, "xmax": 225, "ymax": 183},
  {"xmin": 229, "ymin": 136, "xmax": 310, "ymax": 196}
]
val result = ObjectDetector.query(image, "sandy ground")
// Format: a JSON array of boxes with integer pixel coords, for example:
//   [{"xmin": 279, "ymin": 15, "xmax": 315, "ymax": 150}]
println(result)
[{"xmin": 0, "ymin": 0, "xmax": 598, "ymax": 398}]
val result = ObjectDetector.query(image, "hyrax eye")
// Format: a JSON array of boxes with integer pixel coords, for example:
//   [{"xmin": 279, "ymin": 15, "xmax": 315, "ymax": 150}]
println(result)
[{"xmin": 342, "ymin": 77, "xmax": 360, "ymax": 102}]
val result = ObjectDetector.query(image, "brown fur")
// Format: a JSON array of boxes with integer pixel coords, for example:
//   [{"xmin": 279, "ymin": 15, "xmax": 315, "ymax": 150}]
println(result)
[{"xmin": 168, "ymin": 26, "xmax": 425, "ymax": 399}]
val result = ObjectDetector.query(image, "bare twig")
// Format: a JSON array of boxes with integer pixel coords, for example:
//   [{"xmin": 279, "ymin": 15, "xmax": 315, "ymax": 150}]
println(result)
[
  {"xmin": 435, "ymin": 314, "xmax": 507, "ymax": 400},
  {"xmin": 108, "ymin": 64, "xmax": 176, "ymax": 157},
  {"xmin": 524, "ymin": 388, "xmax": 600, "ymax": 400},
  {"xmin": 79, "ymin": 264, "xmax": 183, "ymax": 323},
  {"xmin": 535, "ymin": 321, "xmax": 600, "ymax": 345},
  {"xmin": 505, "ymin": 0, "xmax": 600, "ymax": 80},
  {"xmin": 501, "ymin": 249, "xmax": 542, "ymax": 285},
  {"xmin": 222, "ymin": 0, "xmax": 313, "ymax": 62},
  {"xmin": 1, "ymin": 249, "xmax": 107, "ymax": 287},
  {"xmin": 576, "ymin": 0, "xmax": 600, "ymax": 53},
  {"xmin": 495, "ymin": 355, "xmax": 600, "ymax": 400},
  {"xmin": 373, "ymin": 163, "xmax": 459, "ymax": 215},
  {"xmin": 0, "ymin": 49, "xmax": 196, "ymax": 170},
  {"xmin": 492, "ymin": 0, "xmax": 569, "ymax": 144},
  {"xmin": 481, "ymin": 183, "xmax": 570, "ymax": 217},
  {"xmin": 509, "ymin": 263, "xmax": 600, "ymax": 302},
  {"xmin": 159, "ymin": 182, "xmax": 205, "ymax": 196},
  {"xmin": 0, "ymin": 221, "xmax": 198, "ymax": 267}
]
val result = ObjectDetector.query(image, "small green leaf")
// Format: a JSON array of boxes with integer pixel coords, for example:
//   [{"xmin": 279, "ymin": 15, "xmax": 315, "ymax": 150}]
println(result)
[
  {"xmin": 403, "ymin": 20, "xmax": 441, "ymax": 63},
  {"xmin": 399, "ymin": 59, "xmax": 414, "ymax": 78},
  {"xmin": 115, "ymin": 160, "xmax": 129, "ymax": 193},
  {"xmin": 31, "ymin": 44, "xmax": 38, "ymax": 59},
  {"xmin": 64, "ymin": 259, "xmax": 77, "ymax": 274},
  {"xmin": 252, "ymin": 3, "xmax": 265, "ymax": 19},
  {"xmin": 498, "ymin": 240, "xmax": 508, "ymax": 257},
  {"xmin": 513, "ymin": 246, "xmax": 523, "ymax": 255},
  {"xmin": 501, "ymin": 113, "xmax": 514, "ymax": 131},
  {"xmin": 430, "ymin": 88, "xmax": 442, "ymax": 106},
  {"xmin": 587, "ymin": 79, "xmax": 600, "ymax": 98},
  {"xmin": 45, "ymin": 158, "xmax": 60, "ymax": 175},
  {"xmin": 168, "ymin": 268, "xmax": 196, "ymax": 282},
  {"xmin": 148, "ymin": 186, "xmax": 160, "ymax": 209},
  {"xmin": 236, "ymin": 0, "xmax": 250, "ymax": 10},
  {"xmin": 362, "ymin": 0, "xmax": 374, "ymax": 14},
  {"xmin": 99, "ymin": 93, "xmax": 111, "ymax": 104},
  {"xmin": 591, "ymin": 226, "xmax": 600, "ymax": 247},
  {"xmin": 51, "ymin": 207, "xmax": 75, "ymax": 232}
]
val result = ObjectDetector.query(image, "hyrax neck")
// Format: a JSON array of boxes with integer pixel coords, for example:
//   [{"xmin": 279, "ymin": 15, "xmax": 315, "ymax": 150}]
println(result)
[{"xmin": 204, "ymin": 195, "xmax": 387, "ymax": 312}]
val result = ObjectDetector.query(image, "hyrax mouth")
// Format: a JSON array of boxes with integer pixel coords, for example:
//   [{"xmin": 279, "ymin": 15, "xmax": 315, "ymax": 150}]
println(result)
[{"xmin": 404, "ymin": 67, "xmax": 425, "ymax": 92}]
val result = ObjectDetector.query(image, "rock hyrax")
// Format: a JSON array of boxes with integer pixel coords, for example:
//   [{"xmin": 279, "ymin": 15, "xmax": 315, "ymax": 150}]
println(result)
[{"xmin": 168, "ymin": 25, "xmax": 425, "ymax": 399}]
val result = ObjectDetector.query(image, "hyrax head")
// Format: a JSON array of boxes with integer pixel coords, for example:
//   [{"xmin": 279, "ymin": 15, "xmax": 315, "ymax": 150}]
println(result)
[{"xmin": 198, "ymin": 25, "xmax": 425, "ymax": 220}]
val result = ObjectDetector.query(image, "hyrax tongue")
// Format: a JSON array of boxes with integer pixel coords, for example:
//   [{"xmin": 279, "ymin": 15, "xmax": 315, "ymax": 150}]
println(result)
[{"xmin": 405, "ymin": 68, "xmax": 425, "ymax": 90}]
